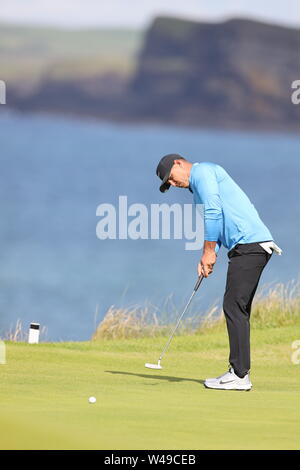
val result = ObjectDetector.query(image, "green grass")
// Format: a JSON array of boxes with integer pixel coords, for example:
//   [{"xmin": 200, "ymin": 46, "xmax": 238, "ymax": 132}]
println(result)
[
  {"xmin": 1, "ymin": 324, "xmax": 300, "ymax": 449},
  {"xmin": 0, "ymin": 23, "xmax": 143, "ymax": 83}
]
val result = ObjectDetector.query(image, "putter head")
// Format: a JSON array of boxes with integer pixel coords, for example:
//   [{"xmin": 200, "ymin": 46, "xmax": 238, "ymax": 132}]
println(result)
[{"xmin": 145, "ymin": 361, "xmax": 162, "ymax": 370}]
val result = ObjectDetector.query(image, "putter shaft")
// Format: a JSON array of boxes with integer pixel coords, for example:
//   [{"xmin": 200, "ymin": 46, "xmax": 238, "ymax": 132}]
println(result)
[{"xmin": 158, "ymin": 274, "xmax": 204, "ymax": 362}]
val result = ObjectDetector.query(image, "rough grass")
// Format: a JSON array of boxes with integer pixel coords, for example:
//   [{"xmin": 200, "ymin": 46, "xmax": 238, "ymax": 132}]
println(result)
[
  {"xmin": 3, "ymin": 320, "xmax": 47, "ymax": 343},
  {"xmin": 93, "ymin": 280, "xmax": 300, "ymax": 340}
]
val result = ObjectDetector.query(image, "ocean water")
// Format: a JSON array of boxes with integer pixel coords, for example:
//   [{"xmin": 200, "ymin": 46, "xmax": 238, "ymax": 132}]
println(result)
[{"xmin": 0, "ymin": 110, "xmax": 299, "ymax": 341}]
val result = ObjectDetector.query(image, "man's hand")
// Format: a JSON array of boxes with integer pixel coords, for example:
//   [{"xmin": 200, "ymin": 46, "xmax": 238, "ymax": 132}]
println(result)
[{"xmin": 198, "ymin": 241, "xmax": 217, "ymax": 278}]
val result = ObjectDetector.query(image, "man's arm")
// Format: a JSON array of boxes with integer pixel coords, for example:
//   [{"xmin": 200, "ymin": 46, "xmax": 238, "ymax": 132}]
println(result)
[
  {"xmin": 191, "ymin": 164, "xmax": 222, "ymax": 277},
  {"xmin": 198, "ymin": 241, "xmax": 217, "ymax": 278}
]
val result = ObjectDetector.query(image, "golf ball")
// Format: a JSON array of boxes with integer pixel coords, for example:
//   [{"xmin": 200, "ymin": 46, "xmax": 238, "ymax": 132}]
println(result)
[{"xmin": 88, "ymin": 396, "xmax": 96, "ymax": 404}]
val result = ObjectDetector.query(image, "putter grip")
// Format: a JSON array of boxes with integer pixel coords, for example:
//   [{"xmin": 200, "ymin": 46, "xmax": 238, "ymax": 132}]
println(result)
[{"xmin": 194, "ymin": 274, "xmax": 204, "ymax": 292}]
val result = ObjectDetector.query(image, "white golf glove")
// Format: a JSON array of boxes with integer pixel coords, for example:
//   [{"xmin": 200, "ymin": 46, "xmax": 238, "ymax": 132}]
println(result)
[{"xmin": 259, "ymin": 241, "xmax": 282, "ymax": 255}]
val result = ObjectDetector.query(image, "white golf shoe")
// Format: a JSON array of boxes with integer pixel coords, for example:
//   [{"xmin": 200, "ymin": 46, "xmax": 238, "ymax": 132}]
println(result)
[{"xmin": 204, "ymin": 367, "xmax": 252, "ymax": 391}]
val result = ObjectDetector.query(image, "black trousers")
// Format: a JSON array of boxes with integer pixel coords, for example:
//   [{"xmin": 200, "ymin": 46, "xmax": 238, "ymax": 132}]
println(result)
[{"xmin": 223, "ymin": 242, "xmax": 273, "ymax": 378}]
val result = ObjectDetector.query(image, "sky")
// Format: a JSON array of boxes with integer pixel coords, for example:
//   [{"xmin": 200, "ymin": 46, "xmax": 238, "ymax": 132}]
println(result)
[{"xmin": 0, "ymin": 0, "xmax": 300, "ymax": 29}]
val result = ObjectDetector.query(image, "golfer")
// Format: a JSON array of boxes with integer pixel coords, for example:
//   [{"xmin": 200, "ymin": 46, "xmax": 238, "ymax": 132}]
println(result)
[{"xmin": 156, "ymin": 154, "xmax": 282, "ymax": 391}]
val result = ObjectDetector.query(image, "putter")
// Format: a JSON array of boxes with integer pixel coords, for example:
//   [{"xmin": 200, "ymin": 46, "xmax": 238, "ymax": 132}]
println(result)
[{"xmin": 145, "ymin": 274, "xmax": 204, "ymax": 370}]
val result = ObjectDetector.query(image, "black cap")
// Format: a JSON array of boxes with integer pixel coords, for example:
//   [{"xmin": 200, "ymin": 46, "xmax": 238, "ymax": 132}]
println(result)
[{"xmin": 156, "ymin": 154, "xmax": 185, "ymax": 193}]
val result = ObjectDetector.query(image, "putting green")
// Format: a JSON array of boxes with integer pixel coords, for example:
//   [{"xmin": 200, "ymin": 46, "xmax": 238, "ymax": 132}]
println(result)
[{"xmin": 0, "ymin": 325, "xmax": 299, "ymax": 449}]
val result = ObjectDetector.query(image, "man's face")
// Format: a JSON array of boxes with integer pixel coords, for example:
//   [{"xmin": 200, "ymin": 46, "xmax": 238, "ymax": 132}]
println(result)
[{"xmin": 168, "ymin": 160, "xmax": 189, "ymax": 188}]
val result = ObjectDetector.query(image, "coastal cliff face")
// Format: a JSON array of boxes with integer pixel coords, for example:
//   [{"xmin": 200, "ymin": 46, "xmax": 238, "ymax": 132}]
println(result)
[
  {"xmin": 129, "ymin": 17, "xmax": 300, "ymax": 129},
  {"xmin": 4, "ymin": 17, "xmax": 300, "ymax": 131}
]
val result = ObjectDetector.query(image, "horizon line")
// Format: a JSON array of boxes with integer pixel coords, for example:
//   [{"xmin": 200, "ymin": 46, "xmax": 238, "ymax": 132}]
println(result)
[{"xmin": 0, "ymin": 13, "xmax": 300, "ymax": 32}]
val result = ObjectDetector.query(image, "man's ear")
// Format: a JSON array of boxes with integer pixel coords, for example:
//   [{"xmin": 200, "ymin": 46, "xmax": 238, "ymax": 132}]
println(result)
[{"xmin": 174, "ymin": 159, "xmax": 184, "ymax": 166}]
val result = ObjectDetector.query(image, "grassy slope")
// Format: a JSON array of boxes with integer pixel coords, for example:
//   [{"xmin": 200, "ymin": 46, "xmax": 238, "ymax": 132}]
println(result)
[
  {"xmin": 0, "ymin": 24, "xmax": 142, "ymax": 82},
  {"xmin": 1, "ymin": 324, "xmax": 300, "ymax": 450}
]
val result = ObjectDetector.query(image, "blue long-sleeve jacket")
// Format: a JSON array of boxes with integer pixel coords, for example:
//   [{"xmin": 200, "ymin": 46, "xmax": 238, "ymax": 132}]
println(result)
[{"xmin": 188, "ymin": 162, "xmax": 273, "ymax": 254}]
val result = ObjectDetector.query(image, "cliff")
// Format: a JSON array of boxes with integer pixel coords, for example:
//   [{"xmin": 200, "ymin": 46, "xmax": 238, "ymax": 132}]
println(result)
[
  {"xmin": 4, "ymin": 17, "xmax": 300, "ymax": 131},
  {"xmin": 129, "ymin": 16, "xmax": 300, "ymax": 129}
]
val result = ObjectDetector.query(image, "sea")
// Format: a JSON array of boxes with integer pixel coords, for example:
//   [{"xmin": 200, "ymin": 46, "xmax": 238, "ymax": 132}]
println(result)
[{"xmin": 0, "ymin": 110, "xmax": 299, "ymax": 341}]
